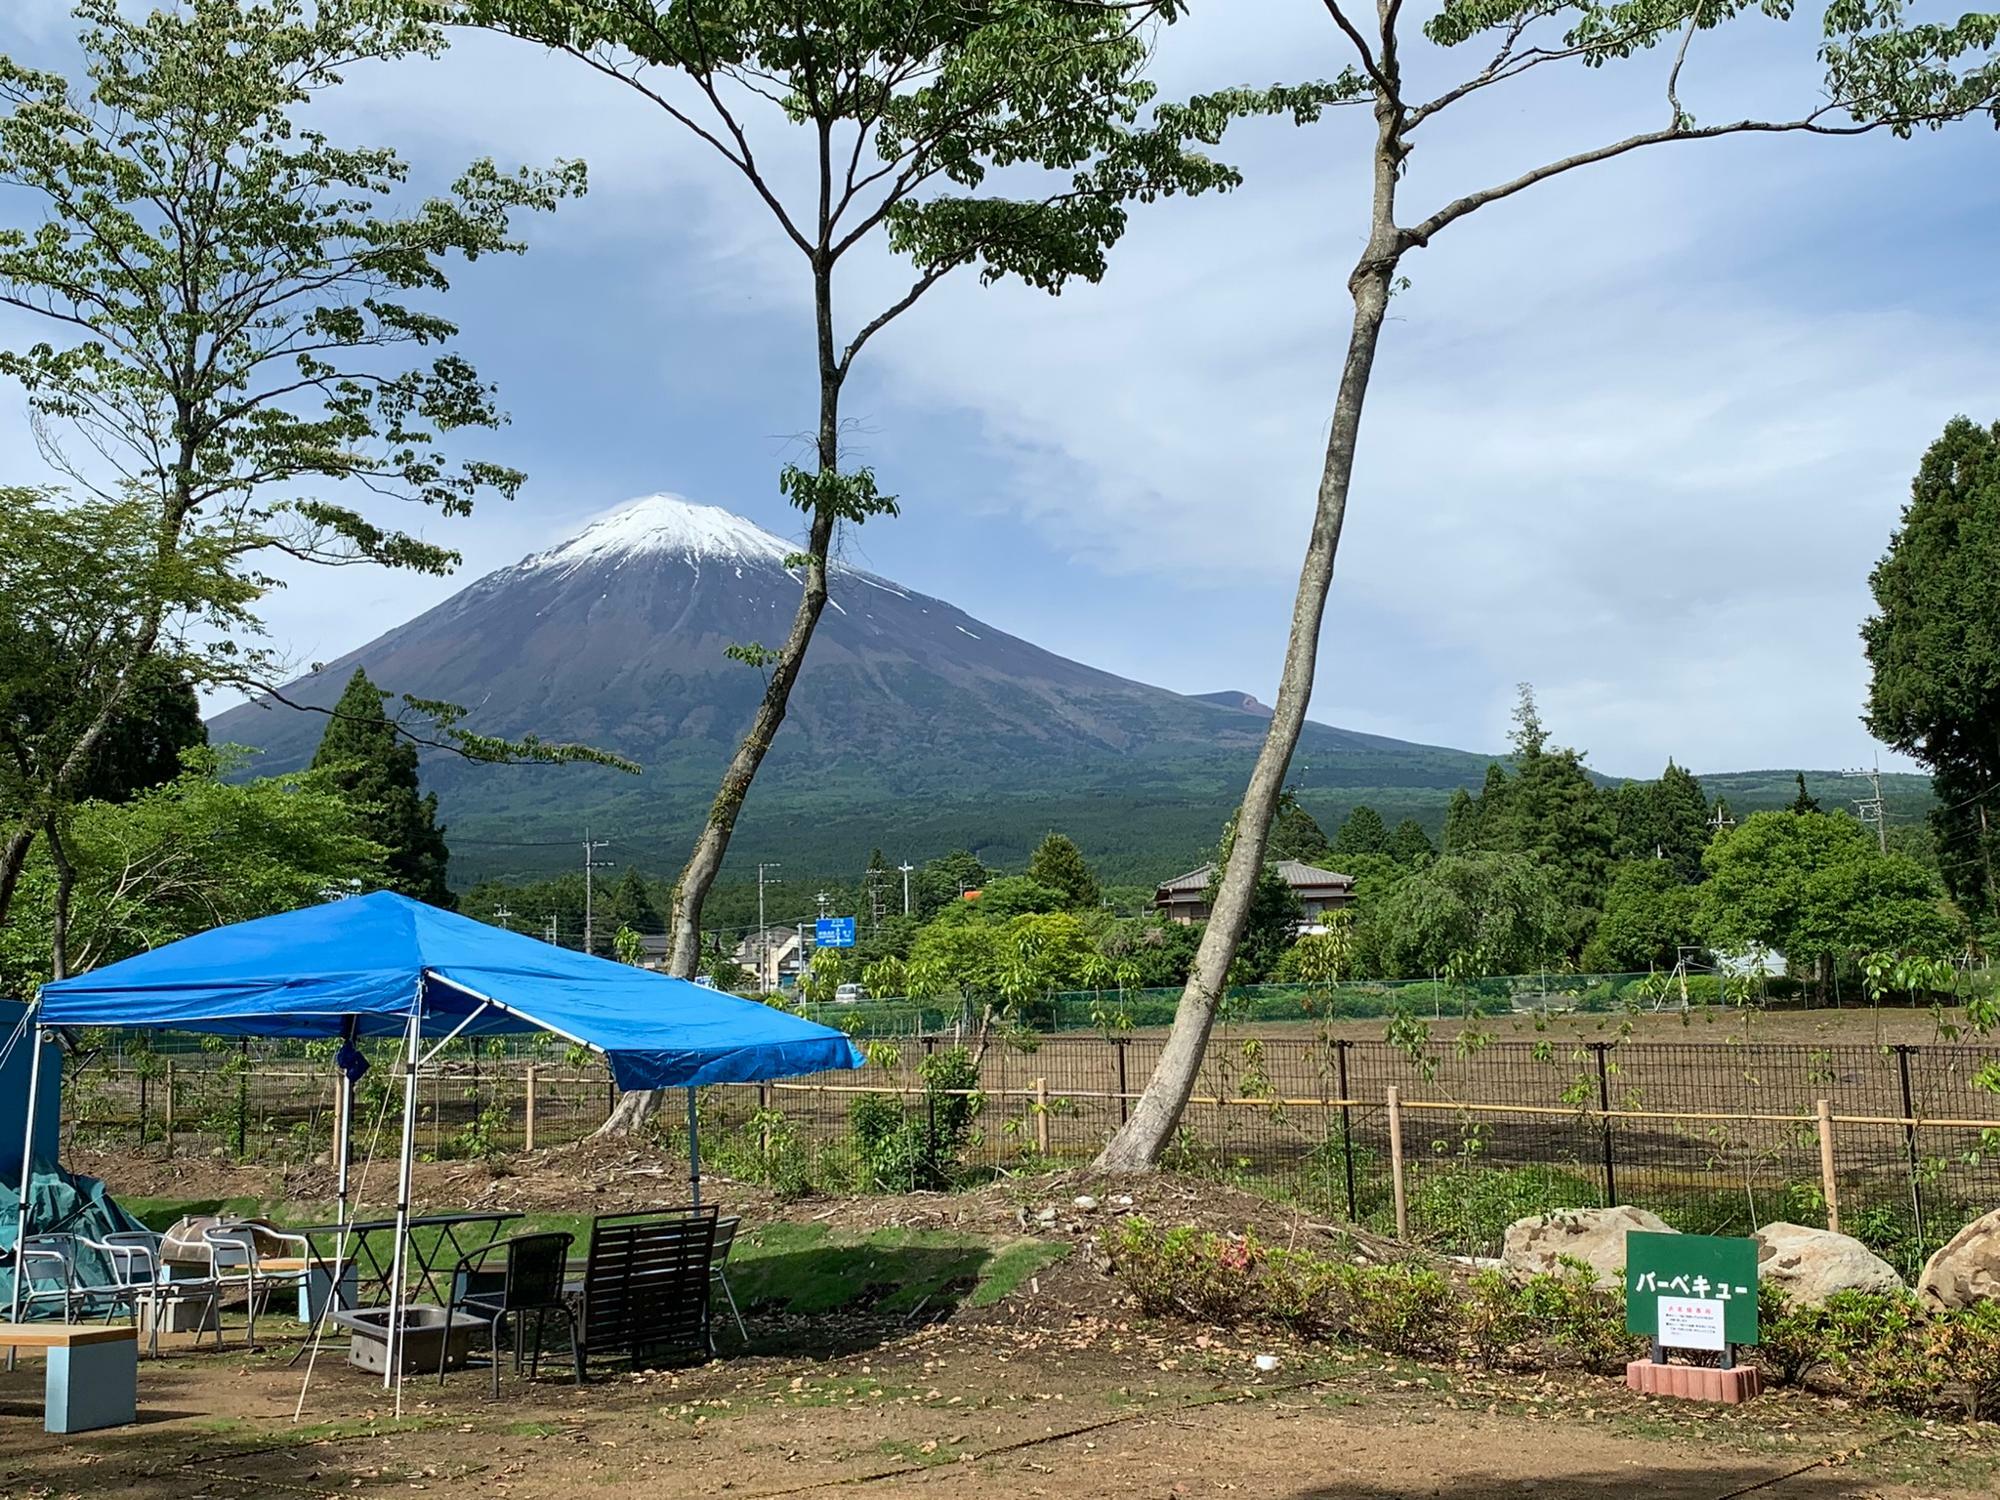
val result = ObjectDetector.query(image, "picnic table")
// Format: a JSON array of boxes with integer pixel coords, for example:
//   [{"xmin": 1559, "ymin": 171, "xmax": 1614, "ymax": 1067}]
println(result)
[{"xmin": 287, "ymin": 1211, "xmax": 522, "ymax": 1363}]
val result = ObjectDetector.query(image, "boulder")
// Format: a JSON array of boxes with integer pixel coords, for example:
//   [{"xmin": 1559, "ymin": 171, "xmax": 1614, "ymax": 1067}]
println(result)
[
  {"xmin": 1752, "ymin": 1222, "xmax": 1904, "ymax": 1304},
  {"xmin": 1918, "ymin": 1207, "xmax": 2000, "ymax": 1309},
  {"xmin": 1500, "ymin": 1205, "xmax": 1675, "ymax": 1283}
]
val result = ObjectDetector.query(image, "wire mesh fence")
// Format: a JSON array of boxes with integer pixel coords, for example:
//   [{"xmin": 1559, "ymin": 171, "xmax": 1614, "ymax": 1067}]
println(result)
[{"xmin": 60, "ymin": 1028, "xmax": 2000, "ymax": 1278}]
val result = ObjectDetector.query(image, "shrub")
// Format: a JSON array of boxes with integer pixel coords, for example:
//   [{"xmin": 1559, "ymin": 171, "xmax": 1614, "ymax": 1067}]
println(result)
[
  {"xmin": 846, "ymin": 1047, "xmax": 983, "ymax": 1192},
  {"xmin": 1106, "ymin": 1219, "xmax": 1615, "ymax": 1365},
  {"xmin": 1106, "ymin": 1220, "xmax": 1999, "ymax": 1418}
]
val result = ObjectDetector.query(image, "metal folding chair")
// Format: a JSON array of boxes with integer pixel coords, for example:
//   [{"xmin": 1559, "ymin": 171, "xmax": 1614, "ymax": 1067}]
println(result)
[
  {"xmin": 441, "ymin": 1231, "xmax": 581, "ymax": 1398},
  {"xmin": 80, "ymin": 1230, "xmax": 221, "ymax": 1356},
  {"xmin": 711, "ymin": 1216, "xmax": 747, "ymax": 1341},
  {"xmin": 202, "ymin": 1223, "xmax": 308, "ymax": 1347}
]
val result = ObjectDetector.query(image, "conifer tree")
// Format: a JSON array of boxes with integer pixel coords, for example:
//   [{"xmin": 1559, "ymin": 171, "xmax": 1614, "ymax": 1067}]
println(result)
[
  {"xmin": 1388, "ymin": 819, "xmax": 1436, "ymax": 866},
  {"xmin": 310, "ymin": 668, "xmax": 453, "ymax": 908},
  {"xmin": 1790, "ymin": 773, "xmax": 1823, "ymax": 816},
  {"xmin": 1268, "ymin": 794, "xmax": 1333, "ymax": 863},
  {"xmin": 1332, "ymin": 804, "xmax": 1389, "ymax": 858},
  {"xmin": 1027, "ymin": 832, "xmax": 1101, "ymax": 911},
  {"xmin": 609, "ymin": 867, "xmax": 658, "ymax": 935}
]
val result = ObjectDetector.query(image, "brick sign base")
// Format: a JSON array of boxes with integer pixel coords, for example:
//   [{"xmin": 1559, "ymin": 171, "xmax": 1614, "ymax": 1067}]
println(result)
[{"xmin": 1625, "ymin": 1360, "xmax": 1762, "ymax": 1405}]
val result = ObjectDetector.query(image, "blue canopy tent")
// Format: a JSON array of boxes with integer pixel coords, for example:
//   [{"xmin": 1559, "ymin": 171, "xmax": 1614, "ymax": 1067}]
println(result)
[{"xmin": 15, "ymin": 892, "xmax": 864, "ymax": 1394}]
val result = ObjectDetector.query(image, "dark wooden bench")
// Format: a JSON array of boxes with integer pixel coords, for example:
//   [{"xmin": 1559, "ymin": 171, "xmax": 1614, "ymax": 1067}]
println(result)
[
  {"xmin": 571, "ymin": 1207, "xmax": 717, "ymax": 1375},
  {"xmin": 1, "ymin": 1323, "xmax": 138, "ymax": 1433}
]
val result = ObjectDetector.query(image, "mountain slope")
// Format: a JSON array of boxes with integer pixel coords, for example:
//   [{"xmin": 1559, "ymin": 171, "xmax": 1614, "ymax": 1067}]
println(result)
[{"xmin": 210, "ymin": 497, "xmax": 1501, "ymax": 880}]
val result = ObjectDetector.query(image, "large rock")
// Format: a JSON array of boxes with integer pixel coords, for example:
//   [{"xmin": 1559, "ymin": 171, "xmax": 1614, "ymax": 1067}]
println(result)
[
  {"xmin": 1918, "ymin": 1208, "xmax": 2000, "ymax": 1309},
  {"xmin": 1501, "ymin": 1206, "xmax": 1675, "ymax": 1283},
  {"xmin": 1752, "ymin": 1222, "xmax": 1904, "ymax": 1305}
]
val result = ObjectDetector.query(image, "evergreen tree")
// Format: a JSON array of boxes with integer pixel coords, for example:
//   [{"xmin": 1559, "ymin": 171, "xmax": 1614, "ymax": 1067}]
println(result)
[
  {"xmin": 1865, "ymin": 417, "xmax": 2000, "ymax": 923},
  {"xmin": 309, "ymin": 668, "xmax": 453, "ymax": 908},
  {"xmin": 1332, "ymin": 804, "xmax": 1388, "ymax": 859},
  {"xmin": 1027, "ymin": 832, "xmax": 1101, "ymax": 910},
  {"xmin": 1387, "ymin": 819, "xmax": 1435, "ymax": 866},
  {"xmin": 1441, "ymin": 786, "xmax": 1480, "ymax": 853},
  {"xmin": 1790, "ymin": 773, "xmax": 1822, "ymax": 816},
  {"xmin": 609, "ymin": 867, "xmax": 658, "ymax": 934},
  {"xmin": 1268, "ymin": 794, "xmax": 1332, "ymax": 863},
  {"xmin": 80, "ymin": 658, "xmax": 207, "ymax": 803},
  {"xmin": 1449, "ymin": 686, "xmax": 1613, "ymax": 952},
  {"xmin": 1648, "ymin": 761, "xmax": 1713, "ymax": 882},
  {"xmin": 914, "ymin": 849, "xmax": 989, "ymax": 918}
]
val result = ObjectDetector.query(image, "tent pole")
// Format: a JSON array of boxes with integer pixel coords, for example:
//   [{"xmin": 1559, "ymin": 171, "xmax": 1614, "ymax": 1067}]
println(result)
[
  {"xmin": 335, "ymin": 1068, "xmax": 353, "ymax": 1226},
  {"xmin": 8, "ymin": 1003, "xmax": 45, "ymax": 1370},
  {"xmin": 686, "ymin": 1088, "xmax": 701, "ymax": 1208},
  {"xmin": 334, "ymin": 1021, "xmax": 355, "ymax": 1228},
  {"xmin": 384, "ymin": 1003, "xmax": 421, "ymax": 1398}
]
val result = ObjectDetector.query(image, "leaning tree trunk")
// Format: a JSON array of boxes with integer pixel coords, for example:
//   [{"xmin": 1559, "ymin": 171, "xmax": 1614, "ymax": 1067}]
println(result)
[
  {"xmin": 600, "ymin": 263, "xmax": 845, "ymax": 1137},
  {"xmin": 1094, "ymin": 106, "xmax": 1407, "ymax": 1172}
]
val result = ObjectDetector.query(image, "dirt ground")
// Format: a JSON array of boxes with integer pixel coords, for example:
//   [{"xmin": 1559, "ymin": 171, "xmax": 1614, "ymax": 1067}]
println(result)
[
  {"xmin": 4, "ymin": 1293, "xmax": 1997, "ymax": 1500},
  {"xmin": 10, "ymin": 1154, "xmax": 2000, "ymax": 1499}
]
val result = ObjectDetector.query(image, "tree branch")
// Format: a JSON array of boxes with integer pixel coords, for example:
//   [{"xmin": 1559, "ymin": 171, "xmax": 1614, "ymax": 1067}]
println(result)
[{"xmin": 1406, "ymin": 104, "xmax": 1927, "ymax": 245}]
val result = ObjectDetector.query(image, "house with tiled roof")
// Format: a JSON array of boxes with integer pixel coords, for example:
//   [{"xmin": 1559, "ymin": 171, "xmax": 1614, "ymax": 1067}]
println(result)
[{"xmin": 1153, "ymin": 860, "xmax": 1355, "ymax": 931}]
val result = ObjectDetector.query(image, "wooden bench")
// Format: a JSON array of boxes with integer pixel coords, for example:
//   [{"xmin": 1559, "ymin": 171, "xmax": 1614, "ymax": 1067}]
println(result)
[{"xmin": 0, "ymin": 1323, "xmax": 138, "ymax": 1433}]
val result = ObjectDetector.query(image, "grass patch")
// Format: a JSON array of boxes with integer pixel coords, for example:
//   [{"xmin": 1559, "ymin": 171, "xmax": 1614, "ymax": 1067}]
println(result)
[
  {"xmin": 124, "ymin": 1197, "xmax": 1065, "ymax": 1324},
  {"xmin": 728, "ymin": 1223, "xmax": 1067, "ymax": 1318},
  {"xmin": 876, "ymin": 1437, "xmax": 965, "ymax": 1467}
]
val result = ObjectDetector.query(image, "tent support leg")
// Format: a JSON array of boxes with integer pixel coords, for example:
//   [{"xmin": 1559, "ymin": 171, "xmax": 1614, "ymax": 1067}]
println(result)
[
  {"xmin": 9, "ymin": 1004, "xmax": 45, "ymax": 1370},
  {"xmin": 686, "ymin": 1089, "xmax": 700, "ymax": 1208},
  {"xmin": 335, "ymin": 1065, "xmax": 353, "ymax": 1228},
  {"xmin": 385, "ymin": 1006, "xmax": 421, "ymax": 1399}
]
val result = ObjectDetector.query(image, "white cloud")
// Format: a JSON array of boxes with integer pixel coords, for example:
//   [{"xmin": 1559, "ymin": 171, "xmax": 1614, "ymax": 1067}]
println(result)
[{"xmin": 2, "ymin": 2, "xmax": 1990, "ymax": 779}]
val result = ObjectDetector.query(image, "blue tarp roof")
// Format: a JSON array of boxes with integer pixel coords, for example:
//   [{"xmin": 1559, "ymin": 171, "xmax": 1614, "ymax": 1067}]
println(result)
[{"xmin": 37, "ymin": 892, "xmax": 864, "ymax": 1090}]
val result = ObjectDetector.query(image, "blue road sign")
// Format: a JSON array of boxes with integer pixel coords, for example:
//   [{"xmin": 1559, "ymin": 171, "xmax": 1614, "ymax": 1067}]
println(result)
[{"xmin": 815, "ymin": 916, "xmax": 857, "ymax": 948}]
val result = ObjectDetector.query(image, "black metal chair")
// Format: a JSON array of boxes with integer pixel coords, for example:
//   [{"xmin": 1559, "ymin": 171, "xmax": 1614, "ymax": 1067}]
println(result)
[{"xmin": 440, "ymin": 1231, "xmax": 580, "ymax": 1397}]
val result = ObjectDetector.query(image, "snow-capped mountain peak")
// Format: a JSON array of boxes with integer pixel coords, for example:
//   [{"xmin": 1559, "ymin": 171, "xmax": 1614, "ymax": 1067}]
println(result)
[{"xmin": 526, "ymin": 494, "xmax": 795, "ymax": 572}]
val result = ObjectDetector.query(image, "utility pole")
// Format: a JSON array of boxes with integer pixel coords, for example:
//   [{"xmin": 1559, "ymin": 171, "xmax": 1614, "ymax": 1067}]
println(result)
[
  {"xmin": 493, "ymin": 905, "xmax": 514, "ymax": 931},
  {"xmin": 544, "ymin": 914, "xmax": 558, "ymax": 946},
  {"xmin": 1708, "ymin": 803, "xmax": 1735, "ymax": 840},
  {"xmin": 815, "ymin": 889, "xmax": 831, "ymax": 919},
  {"xmin": 582, "ymin": 832, "xmax": 613, "ymax": 952},
  {"xmin": 898, "ymin": 861, "xmax": 914, "ymax": 916},
  {"xmin": 756, "ymin": 862, "xmax": 782, "ymax": 989},
  {"xmin": 866, "ymin": 868, "xmax": 885, "ymax": 926},
  {"xmin": 1845, "ymin": 761, "xmax": 1888, "ymax": 853}
]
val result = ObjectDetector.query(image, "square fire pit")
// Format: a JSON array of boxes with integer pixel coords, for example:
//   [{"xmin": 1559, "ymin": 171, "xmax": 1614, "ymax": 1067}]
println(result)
[{"xmin": 330, "ymin": 1305, "xmax": 482, "ymax": 1377}]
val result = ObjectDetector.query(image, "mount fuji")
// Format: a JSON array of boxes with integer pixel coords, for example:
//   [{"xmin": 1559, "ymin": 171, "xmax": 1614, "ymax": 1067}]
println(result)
[{"xmin": 208, "ymin": 496, "xmax": 1497, "ymax": 880}]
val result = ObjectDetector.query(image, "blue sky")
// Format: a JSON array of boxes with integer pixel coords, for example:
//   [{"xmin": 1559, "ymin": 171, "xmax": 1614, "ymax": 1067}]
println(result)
[{"xmin": 4, "ymin": 1, "xmax": 1996, "ymax": 779}]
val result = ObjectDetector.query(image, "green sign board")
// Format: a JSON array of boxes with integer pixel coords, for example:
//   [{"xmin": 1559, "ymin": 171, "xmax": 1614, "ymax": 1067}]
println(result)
[{"xmin": 1624, "ymin": 1231, "xmax": 1759, "ymax": 1349}]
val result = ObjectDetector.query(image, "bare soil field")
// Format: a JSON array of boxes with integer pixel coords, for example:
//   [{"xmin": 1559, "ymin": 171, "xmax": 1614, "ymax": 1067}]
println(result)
[
  {"xmin": 4, "ymin": 1233, "xmax": 1997, "ymax": 1500},
  {"xmin": 13, "ymin": 1155, "xmax": 2000, "ymax": 1498}
]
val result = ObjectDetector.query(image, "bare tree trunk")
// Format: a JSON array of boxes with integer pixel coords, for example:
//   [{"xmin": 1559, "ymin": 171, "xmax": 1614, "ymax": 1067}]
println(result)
[
  {"xmin": 0, "ymin": 825, "xmax": 37, "ymax": 929},
  {"xmin": 0, "ymin": 472, "xmax": 189, "ymax": 930},
  {"xmin": 600, "ymin": 254, "xmax": 845, "ymax": 1137},
  {"xmin": 1094, "ymin": 100, "xmax": 1407, "ymax": 1173},
  {"xmin": 45, "ymin": 814, "xmax": 74, "ymax": 982}
]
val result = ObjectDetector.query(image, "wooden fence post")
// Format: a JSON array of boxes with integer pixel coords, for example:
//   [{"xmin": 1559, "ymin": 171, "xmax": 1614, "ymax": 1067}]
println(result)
[
  {"xmin": 524, "ymin": 1064, "xmax": 538, "ymax": 1152},
  {"xmin": 1387, "ymin": 1085, "xmax": 1409, "ymax": 1242},
  {"xmin": 164, "ymin": 1059, "xmax": 175, "ymax": 1158},
  {"xmin": 759, "ymin": 1083, "xmax": 773, "ymax": 1159},
  {"xmin": 1034, "ymin": 1077, "xmax": 1050, "ymax": 1156},
  {"xmin": 1816, "ymin": 1098, "xmax": 1840, "ymax": 1234}
]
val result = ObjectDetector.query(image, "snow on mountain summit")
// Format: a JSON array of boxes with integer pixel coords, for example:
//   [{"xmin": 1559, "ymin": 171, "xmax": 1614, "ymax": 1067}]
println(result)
[{"xmin": 526, "ymin": 494, "xmax": 795, "ymax": 572}]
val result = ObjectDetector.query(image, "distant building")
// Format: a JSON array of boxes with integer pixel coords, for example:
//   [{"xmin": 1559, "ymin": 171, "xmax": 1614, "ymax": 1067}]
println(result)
[
  {"xmin": 734, "ymin": 926, "xmax": 806, "ymax": 991},
  {"xmin": 1153, "ymin": 860, "xmax": 1356, "ymax": 932}
]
